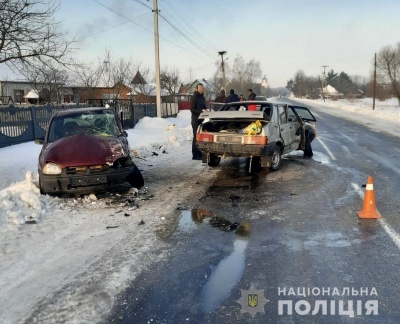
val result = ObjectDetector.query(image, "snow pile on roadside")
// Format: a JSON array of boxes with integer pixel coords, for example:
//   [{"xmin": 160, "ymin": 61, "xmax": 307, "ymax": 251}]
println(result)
[
  {"xmin": 0, "ymin": 142, "xmax": 42, "ymax": 190},
  {"xmin": 297, "ymin": 97, "xmax": 400, "ymax": 123},
  {"xmin": 0, "ymin": 171, "xmax": 54, "ymax": 225},
  {"xmin": 127, "ymin": 110, "xmax": 192, "ymax": 158}
]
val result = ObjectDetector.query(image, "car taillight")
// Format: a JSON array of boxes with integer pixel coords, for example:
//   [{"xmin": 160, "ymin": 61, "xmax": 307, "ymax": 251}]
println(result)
[
  {"xmin": 243, "ymin": 136, "xmax": 267, "ymax": 145},
  {"xmin": 196, "ymin": 133, "xmax": 214, "ymax": 142}
]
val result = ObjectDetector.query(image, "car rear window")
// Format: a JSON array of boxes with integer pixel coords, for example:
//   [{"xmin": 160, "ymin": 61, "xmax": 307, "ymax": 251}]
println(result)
[{"xmin": 47, "ymin": 110, "xmax": 121, "ymax": 142}]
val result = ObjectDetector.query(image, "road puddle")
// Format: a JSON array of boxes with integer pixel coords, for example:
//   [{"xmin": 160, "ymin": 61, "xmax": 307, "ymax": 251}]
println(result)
[
  {"xmin": 176, "ymin": 209, "xmax": 250, "ymax": 313},
  {"xmin": 202, "ymin": 236, "xmax": 248, "ymax": 312}
]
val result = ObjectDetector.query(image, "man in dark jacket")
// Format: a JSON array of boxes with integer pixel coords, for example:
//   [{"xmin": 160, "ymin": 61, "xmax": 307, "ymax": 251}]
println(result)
[
  {"xmin": 247, "ymin": 89, "xmax": 257, "ymax": 100},
  {"xmin": 190, "ymin": 83, "xmax": 207, "ymax": 160},
  {"xmin": 214, "ymin": 89, "xmax": 228, "ymax": 103},
  {"xmin": 227, "ymin": 89, "xmax": 239, "ymax": 103}
]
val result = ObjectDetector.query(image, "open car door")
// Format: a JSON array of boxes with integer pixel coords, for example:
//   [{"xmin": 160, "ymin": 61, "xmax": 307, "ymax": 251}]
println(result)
[{"xmin": 291, "ymin": 106, "xmax": 317, "ymax": 122}]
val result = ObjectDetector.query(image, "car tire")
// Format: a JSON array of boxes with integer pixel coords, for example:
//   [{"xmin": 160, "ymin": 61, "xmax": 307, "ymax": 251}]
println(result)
[
  {"xmin": 270, "ymin": 146, "xmax": 282, "ymax": 171},
  {"xmin": 127, "ymin": 164, "xmax": 144, "ymax": 189},
  {"xmin": 208, "ymin": 153, "xmax": 221, "ymax": 167}
]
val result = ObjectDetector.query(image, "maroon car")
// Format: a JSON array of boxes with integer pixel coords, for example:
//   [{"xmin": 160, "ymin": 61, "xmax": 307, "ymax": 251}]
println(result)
[{"xmin": 36, "ymin": 107, "xmax": 144, "ymax": 195}]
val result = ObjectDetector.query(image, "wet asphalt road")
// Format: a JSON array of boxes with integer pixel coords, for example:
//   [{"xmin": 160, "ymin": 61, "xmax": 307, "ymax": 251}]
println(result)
[{"xmin": 106, "ymin": 100, "xmax": 400, "ymax": 324}]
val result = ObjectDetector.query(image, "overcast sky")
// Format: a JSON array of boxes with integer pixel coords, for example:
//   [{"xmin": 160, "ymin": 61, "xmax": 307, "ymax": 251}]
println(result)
[{"xmin": 2, "ymin": 0, "xmax": 400, "ymax": 87}]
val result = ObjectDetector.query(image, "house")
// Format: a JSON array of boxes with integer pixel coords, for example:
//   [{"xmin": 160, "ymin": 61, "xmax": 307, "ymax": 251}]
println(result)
[
  {"xmin": 72, "ymin": 82, "xmax": 132, "ymax": 103},
  {"xmin": 321, "ymin": 85, "xmax": 344, "ymax": 99},
  {"xmin": 177, "ymin": 79, "xmax": 216, "ymax": 110},
  {"xmin": 128, "ymin": 71, "xmax": 170, "ymax": 103},
  {"xmin": 0, "ymin": 80, "xmax": 74, "ymax": 104}
]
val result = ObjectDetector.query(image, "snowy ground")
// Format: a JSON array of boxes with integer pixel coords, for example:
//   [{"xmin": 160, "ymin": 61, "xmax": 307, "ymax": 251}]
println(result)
[
  {"xmin": 0, "ymin": 102, "xmax": 398, "ymax": 323},
  {"xmin": 291, "ymin": 97, "xmax": 400, "ymax": 137}
]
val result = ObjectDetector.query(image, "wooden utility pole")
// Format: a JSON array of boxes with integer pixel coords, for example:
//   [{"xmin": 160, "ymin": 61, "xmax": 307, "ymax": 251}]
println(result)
[
  {"xmin": 218, "ymin": 51, "xmax": 227, "ymax": 91},
  {"xmin": 319, "ymin": 75, "xmax": 325, "ymax": 102},
  {"xmin": 153, "ymin": 0, "xmax": 162, "ymax": 117},
  {"xmin": 373, "ymin": 53, "xmax": 377, "ymax": 110}
]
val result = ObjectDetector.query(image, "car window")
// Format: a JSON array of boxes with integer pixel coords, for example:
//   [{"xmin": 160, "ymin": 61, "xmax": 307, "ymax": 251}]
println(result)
[
  {"xmin": 277, "ymin": 105, "xmax": 287, "ymax": 124},
  {"xmin": 287, "ymin": 107, "xmax": 298, "ymax": 122},
  {"xmin": 48, "ymin": 110, "xmax": 121, "ymax": 142},
  {"xmin": 293, "ymin": 106, "xmax": 317, "ymax": 122}
]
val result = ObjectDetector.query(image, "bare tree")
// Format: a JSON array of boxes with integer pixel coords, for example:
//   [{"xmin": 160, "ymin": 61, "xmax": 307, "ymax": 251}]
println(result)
[
  {"xmin": 212, "ymin": 55, "xmax": 263, "ymax": 96},
  {"xmin": 376, "ymin": 43, "xmax": 400, "ymax": 105},
  {"xmin": 21, "ymin": 60, "xmax": 69, "ymax": 104},
  {"xmin": 160, "ymin": 66, "xmax": 180, "ymax": 101},
  {"xmin": 0, "ymin": 0, "xmax": 74, "ymax": 71}
]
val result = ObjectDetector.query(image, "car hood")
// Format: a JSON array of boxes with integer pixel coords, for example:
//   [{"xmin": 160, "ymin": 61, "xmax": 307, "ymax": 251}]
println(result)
[{"xmin": 40, "ymin": 134, "xmax": 128, "ymax": 168}]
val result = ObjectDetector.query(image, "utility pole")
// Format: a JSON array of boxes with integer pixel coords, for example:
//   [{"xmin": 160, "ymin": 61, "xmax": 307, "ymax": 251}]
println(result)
[
  {"xmin": 153, "ymin": 0, "xmax": 162, "ymax": 117},
  {"xmin": 318, "ymin": 75, "xmax": 325, "ymax": 102},
  {"xmin": 373, "ymin": 53, "xmax": 377, "ymax": 110},
  {"xmin": 321, "ymin": 65, "xmax": 329, "ymax": 87},
  {"xmin": 218, "ymin": 51, "xmax": 227, "ymax": 91}
]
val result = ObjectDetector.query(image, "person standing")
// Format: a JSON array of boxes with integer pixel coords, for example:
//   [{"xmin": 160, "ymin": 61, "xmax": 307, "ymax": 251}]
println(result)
[
  {"xmin": 190, "ymin": 83, "xmax": 207, "ymax": 160},
  {"xmin": 214, "ymin": 89, "xmax": 228, "ymax": 103},
  {"xmin": 227, "ymin": 89, "xmax": 239, "ymax": 103},
  {"xmin": 247, "ymin": 89, "xmax": 256, "ymax": 100}
]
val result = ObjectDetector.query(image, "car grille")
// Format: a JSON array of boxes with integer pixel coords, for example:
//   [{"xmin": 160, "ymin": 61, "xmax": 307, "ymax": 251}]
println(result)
[
  {"xmin": 65, "ymin": 165, "xmax": 109, "ymax": 175},
  {"xmin": 215, "ymin": 135, "xmax": 243, "ymax": 144}
]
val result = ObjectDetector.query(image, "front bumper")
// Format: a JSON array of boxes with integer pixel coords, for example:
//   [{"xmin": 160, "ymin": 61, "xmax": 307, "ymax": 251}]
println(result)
[
  {"xmin": 39, "ymin": 166, "xmax": 136, "ymax": 195},
  {"xmin": 196, "ymin": 142, "xmax": 276, "ymax": 157}
]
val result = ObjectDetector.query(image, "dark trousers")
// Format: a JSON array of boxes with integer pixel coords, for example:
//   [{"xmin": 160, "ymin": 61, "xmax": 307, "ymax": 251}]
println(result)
[{"xmin": 191, "ymin": 120, "xmax": 202, "ymax": 158}]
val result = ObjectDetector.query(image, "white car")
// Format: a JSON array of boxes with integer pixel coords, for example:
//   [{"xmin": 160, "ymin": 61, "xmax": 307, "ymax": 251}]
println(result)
[{"xmin": 196, "ymin": 101, "xmax": 316, "ymax": 172}]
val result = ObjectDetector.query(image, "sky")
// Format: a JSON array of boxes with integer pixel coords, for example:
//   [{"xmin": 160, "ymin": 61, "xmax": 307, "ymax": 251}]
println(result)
[{"xmin": 2, "ymin": 0, "xmax": 400, "ymax": 88}]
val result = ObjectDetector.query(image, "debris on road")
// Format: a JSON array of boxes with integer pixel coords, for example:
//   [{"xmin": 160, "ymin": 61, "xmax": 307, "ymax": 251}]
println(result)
[{"xmin": 138, "ymin": 220, "xmax": 145, "ymax": 225}]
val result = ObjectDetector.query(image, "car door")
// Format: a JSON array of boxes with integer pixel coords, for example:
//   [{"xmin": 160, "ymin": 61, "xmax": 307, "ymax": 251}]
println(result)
[
  {"xmin": 287, "ymin": 106, "xmax": 301, "ymax": 148},
  {"xmin": 277, "ymin": 105, "xmax": 292, "ymax": 150}
]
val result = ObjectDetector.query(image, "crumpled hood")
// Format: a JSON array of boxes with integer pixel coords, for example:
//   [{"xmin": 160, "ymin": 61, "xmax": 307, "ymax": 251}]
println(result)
[{"xmin": 40, "ymin": 134, "xmax": 128, "ymax": 169}]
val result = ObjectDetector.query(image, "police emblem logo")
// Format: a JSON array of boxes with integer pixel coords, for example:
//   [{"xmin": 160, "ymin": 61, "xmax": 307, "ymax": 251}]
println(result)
[
  {"xmin": 248, "ymin": 294, "xmax": 258, "ymax": 308},
  {"xmin": 237, "ymin": 285, "xmax": 269, "ymax": 318}
]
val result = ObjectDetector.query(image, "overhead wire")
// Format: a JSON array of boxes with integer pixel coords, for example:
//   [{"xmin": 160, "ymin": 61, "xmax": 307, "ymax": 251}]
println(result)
[
  {"xmin": 162, "ymin": 0, "xmax": 219, "ymax": 53},
  {"xmin": 92, "ymin": 0, "xmax": 214, "ymax": 61}
]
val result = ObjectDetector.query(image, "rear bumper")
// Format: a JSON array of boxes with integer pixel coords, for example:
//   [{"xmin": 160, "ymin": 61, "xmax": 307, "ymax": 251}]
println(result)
[
  {"xmin": 196, "ymin": 141, "xmax": 276, "ymax": 157},
  {"xmin": 39, "ymin": 166, "xmax": 136, "ymax": 195}
]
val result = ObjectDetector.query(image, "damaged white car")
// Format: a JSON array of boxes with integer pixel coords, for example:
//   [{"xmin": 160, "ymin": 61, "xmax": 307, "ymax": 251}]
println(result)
[{"xmin": 196, "ymin": 101, "xmax": 317, "ymax": 172}]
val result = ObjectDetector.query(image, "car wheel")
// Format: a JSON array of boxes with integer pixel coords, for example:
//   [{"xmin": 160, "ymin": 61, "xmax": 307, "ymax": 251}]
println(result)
[
  {"xmin": 127, "ymin": 164, "xmax": 144, "ymax": 189},
  {"xmin": 208, "ymin": 153, "xmax": 221, "ymax": 167},
  {"xmin": 270, "ymin": 146, "xmax": 282, "ymax": 171}
]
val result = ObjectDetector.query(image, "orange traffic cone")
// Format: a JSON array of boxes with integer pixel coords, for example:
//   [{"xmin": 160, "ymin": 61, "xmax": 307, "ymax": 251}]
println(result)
[{"xmin": 357, "ymin": 176, "xmax": 381, "ymax": 219}]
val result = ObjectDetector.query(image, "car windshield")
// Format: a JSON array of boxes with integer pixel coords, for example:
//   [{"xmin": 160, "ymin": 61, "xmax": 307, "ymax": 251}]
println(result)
[{"xmin": 47, "ymin": 110, "xmax": 121, "ymax": 142}]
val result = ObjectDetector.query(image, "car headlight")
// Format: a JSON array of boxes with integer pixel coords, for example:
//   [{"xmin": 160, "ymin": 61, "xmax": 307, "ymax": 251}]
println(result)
[{"xmin": 42, "ymin": 162, "xmax": 62, "ymax": 175}]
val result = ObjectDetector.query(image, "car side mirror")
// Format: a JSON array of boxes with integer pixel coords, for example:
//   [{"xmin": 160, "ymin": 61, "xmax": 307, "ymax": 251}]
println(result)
[
  {"xmin": 288, "ymin": 117, "xmax": 293, "ymax": 122},
  {"xmin": 34, "ymin": 138, "xmax": 45, "ymax": 145},
  {"xmin": 123, "ymin": 131, "xmax": 128, "ymax": 137}
]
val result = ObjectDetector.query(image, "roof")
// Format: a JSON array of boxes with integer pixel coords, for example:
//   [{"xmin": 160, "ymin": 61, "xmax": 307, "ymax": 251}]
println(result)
[
  {"xmin": 24, "ymin": 90, "xmax": 39, "ymax": 99},
  {"xmin": 131, "ymin": 71, "xmax": 147, "ymax": 85}
]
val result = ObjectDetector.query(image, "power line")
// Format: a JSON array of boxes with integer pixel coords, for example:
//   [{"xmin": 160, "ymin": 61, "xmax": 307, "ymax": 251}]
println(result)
[
  {"xmin": 158, "ymin": 13, "xmax": 216, "ymax": 60},
  {"xmin": 162, "ymin": 0, "xmax": 219, "ymax": 52},
  {"xmin": 132, "ymin": 0, "xmax": 216, "ymax": 60},
  {"xmin": 92, "ymin": 0, "xmax": 214, "ymax": 61}
]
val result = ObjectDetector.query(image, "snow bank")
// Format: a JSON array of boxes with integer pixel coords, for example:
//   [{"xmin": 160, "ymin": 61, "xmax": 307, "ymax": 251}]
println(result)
[
  {"xmin": 0, "ymin": 172, "xmax": 54, "ymax": 225},
  {"xmin": 127, "ymin": 110, "xmax": 192, "ymax": 158},
  {"xmin": 296, "ymin": 97, "xmax": 400, "ymax": 123}
]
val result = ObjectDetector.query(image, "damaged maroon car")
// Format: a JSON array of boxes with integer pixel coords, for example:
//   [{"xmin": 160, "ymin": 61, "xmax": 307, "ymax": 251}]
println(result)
[{"xmin": 36, "ymin": 107, "xmax": 144, "ymax": 195}]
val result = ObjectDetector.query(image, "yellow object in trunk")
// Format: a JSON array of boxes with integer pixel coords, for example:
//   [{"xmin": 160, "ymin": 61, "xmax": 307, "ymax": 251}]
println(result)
[{"xmin": 243, "ymin": 120, "xmax": 262, "ymax": 136}]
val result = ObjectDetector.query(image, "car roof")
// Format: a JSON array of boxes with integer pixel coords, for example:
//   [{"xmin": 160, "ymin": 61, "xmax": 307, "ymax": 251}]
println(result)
[{"xmin": 54, "ymin": 107, "xmax": 114, "ymax": 117}]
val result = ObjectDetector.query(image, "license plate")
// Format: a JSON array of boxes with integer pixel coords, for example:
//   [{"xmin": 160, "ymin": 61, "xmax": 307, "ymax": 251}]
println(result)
[{"xmin": 70, "ymin": 175, "xmax": 108, "ymax": 187}]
